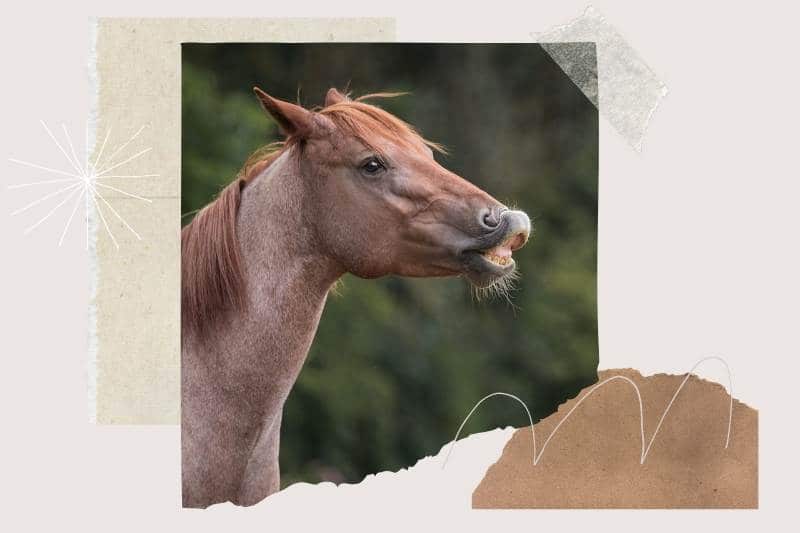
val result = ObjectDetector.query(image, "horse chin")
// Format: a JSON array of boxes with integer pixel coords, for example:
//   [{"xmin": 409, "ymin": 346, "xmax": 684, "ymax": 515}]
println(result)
[
  {"xmin": 458, "ymin": 220, "xmax": 529, "ymax": 289},
  {"xmin": 460, "ymin": 250, "xmax": 517, "ymax": 289}
]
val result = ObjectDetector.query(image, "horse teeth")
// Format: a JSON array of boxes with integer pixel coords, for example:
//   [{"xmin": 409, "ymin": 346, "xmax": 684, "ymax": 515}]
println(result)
[{"xmin": 482, "ymin": 253, "xmax": 511, "ymax": 267}]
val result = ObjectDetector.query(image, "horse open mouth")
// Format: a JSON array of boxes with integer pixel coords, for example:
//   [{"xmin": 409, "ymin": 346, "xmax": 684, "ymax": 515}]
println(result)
[
  {"xmin": 457, "ymin": 209, "xmax": 531, "ymax": 288},
  {"xmin": 476, "ymin": 231, "xmax": 527, "ymax": 269},
  {"xmin": 461, "ymin": 229, "xmax": 529, "ymax": 288}
]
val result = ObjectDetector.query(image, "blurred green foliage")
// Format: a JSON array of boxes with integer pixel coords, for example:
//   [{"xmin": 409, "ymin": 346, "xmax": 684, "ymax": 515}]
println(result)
[{"xmin": 182, "ymin": 44, "xmax": 598, "ymax": 486}]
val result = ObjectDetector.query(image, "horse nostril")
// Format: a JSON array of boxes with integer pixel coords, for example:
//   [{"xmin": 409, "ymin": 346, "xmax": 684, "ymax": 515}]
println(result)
[{"xmin": 479, "ymin": 207, "xmax": 502, "ymax": 230}]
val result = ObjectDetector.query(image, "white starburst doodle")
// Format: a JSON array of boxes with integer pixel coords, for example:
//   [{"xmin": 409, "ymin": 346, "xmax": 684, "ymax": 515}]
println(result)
[{"xmin": 8, "ymin": 122, "xmax": 157, "ymax": 248}]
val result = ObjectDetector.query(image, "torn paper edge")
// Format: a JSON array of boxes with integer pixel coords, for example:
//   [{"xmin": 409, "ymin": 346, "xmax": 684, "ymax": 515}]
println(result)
[
  {"xmin": 209, "ymin": 427, "xmax": 515, "ymax": 514},
  {"xmin": 87, "ymin": 15, "xmax": 99, "ymax": 423}
]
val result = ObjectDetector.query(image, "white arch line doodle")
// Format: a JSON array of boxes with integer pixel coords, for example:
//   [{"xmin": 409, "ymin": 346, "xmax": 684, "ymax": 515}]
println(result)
[{"xmin": 442, "ymin": 356, "xmax": 733, "ymax": 468}]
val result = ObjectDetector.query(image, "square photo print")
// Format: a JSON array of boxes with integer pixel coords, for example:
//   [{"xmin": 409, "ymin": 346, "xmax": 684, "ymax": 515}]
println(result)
[{"xmin": 180, "ymin": 42, "xmax": 600, "ymax": 508}]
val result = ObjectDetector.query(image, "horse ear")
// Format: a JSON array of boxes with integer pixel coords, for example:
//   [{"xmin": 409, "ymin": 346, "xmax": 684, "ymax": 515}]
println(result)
[
  {"xmin": 325, "ymin": 87, "xmax": 349, "ymax": 107},
  {"xmin": 253, "ymin": 87, "xmax": 316, "ymax": 138}
]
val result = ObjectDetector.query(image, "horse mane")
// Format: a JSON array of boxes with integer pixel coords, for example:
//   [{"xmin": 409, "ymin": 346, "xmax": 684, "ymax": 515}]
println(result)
[
  {"xmin": 317, "ymin": 93, "xmax": 446, "ymax": 155},
  {"xmin": 181, "ymin": 91, "xmax": 443, "ymax": 337}
]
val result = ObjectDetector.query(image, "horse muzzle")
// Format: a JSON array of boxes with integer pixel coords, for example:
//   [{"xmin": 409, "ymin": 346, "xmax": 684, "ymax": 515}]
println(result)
[{"xmin": 459, "ymin": 209, "xmax": 532, "ymax": 287}]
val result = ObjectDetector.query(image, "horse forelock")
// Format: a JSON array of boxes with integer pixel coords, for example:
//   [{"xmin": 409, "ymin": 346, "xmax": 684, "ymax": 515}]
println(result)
[{"xmin": 319, "ymin": 97, "xmax": 446, "ymax": 156}]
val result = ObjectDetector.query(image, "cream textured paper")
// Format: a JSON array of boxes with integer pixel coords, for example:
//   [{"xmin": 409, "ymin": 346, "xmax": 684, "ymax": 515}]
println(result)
[{"xmin": 91, "ymin": 18, "xmax": 395, "ymax": 424}]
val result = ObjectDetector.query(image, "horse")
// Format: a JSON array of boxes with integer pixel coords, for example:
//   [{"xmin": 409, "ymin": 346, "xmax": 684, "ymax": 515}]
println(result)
[{"xmin": 181, "ymin": 86, "xmax": 532, "ymax": 508}]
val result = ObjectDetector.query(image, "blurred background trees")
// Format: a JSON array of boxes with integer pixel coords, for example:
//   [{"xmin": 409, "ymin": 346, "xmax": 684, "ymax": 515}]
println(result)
[{"xmin": 182, "ymin": 44, "xmax": 598, "ymax": 486}]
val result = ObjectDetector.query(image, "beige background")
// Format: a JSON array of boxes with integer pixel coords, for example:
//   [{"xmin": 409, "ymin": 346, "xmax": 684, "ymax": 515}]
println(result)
[
  {"xmin": 1, "ymin": 1, "xmax": 798, "ymax": 531},
  {"xmin": 91, "ymin": 18, "xmax": 394, "ymax": 424}
]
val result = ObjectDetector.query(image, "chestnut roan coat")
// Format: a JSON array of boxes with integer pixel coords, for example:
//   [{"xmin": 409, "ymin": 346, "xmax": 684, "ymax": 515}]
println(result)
[{"xmin": 181, "ymin": 87, "xmax": 532, "ymax": 508}]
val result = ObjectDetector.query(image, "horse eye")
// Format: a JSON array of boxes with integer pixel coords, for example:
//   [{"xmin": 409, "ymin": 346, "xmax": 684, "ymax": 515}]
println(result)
[{"xmin": 360, "ymin": 157, "xmax": 385, "ymax": 176}]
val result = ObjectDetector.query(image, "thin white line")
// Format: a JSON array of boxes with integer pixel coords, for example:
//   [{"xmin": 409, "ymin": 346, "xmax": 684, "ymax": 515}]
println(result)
[
  {"xmin": 40, "ymin": 120, "xmax": 83, "ymax": 175},
  {"xmin": 11, "ymin": 181, "xmax": 82, "ymax": 216},
  {"xmin": 441, "ymin": 392, "xmax": 535, "ymax": 469},
  {"xmin": 62, "ymin": 124, "xmax": 85, "ymax": 177},
  {"xmin": 92, "ymin": 127, "xmax": 110, "ymax": 174},
  {"xmin": 534, "ymin": 375, "xmax": 646, "ymax": 465},
  {"xmin": 90, "ymin": 190, "xmax": 118, "ymax": 249},
  {"xmin": 8, "ymin": 177, "xmax": 81, "ymax": 189},
  {"xmin": 94, "ymin": 182, "xmax": 153, "ymax": 202},
  {"xmin": 8, "ymin": 158, "xmax": 83, "ymax": 179},
  {"xmin": 59, "ymin": 186, "xmax": 86, "ymax": 246},
  {"xmin": 95, "ymin": 147, "xmax": 151, "ymax": 177},
  {"xmin": 89, "ymin": 184, "xmax": 142, "ymax": 240},
  {"xmin": 643, "ymin": 356, "xmax": 733, "ymax": 459},
  {"xmin": 24, "ymin": 185, "xmax": 82, "ymax": 235},
  {"xmin": 95, "ymin": 125, "xmax": 145, "ymax": 175}
]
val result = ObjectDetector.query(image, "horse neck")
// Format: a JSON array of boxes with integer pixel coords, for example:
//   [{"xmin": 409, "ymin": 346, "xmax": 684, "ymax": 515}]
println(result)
[{"xmin": 220, "ymin": 151, "xmax": 342, "ymax": 410}]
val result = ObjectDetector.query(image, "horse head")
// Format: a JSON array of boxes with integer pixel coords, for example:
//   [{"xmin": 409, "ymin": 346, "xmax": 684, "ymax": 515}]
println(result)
[{"xmin": 252, "ymin": 87, "xmax": 532, "ymax": 290}]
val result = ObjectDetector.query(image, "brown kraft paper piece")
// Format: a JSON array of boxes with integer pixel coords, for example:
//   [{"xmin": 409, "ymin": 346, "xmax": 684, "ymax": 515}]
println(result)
[{"xmin": 473, "ymin": 368, "xmax": 757, "ymax": 508}]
